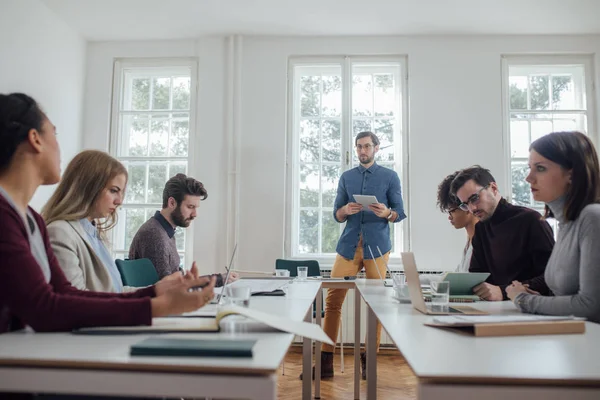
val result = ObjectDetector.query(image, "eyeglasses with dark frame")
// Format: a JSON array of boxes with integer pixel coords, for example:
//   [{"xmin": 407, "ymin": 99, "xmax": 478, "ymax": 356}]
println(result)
[
  {"xmin": 458, "ymin": 185, "xmax": 489, "ymax": 211},
  {"xmin": 355, "ymin": 143, "xmax": 375, "ymax": 151}
]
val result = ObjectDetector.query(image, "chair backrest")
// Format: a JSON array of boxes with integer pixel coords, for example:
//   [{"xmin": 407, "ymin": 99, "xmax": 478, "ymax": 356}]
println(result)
[
  {"xmin": 115, "ymin": 258, "xmax": 160, "ymax": 287},
  {"xmin": 275, "ymin": 259, "xmax": 321, "ymax": 277}
]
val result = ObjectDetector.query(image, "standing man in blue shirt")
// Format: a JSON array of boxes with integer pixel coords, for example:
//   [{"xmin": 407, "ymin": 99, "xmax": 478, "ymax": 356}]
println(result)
[{"xmin": 308, "ymin": 131, "xmax": 406, "ymax": 380}]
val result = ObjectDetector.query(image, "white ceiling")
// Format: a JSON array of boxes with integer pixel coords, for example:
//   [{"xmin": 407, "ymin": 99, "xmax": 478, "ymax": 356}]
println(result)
[{"xmin": 41, "ymin": 0, "xmax": 600, "ymax": 41}]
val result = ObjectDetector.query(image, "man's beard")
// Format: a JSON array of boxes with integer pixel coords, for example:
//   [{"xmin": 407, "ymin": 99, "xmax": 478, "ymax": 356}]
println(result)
[
  {"xmin": 171, "ymin": 206, "xmax": 194, "ymax": 227},
  {"xmin": 359, "ymin": 154, "xmax": 374, "ymax": 165}
]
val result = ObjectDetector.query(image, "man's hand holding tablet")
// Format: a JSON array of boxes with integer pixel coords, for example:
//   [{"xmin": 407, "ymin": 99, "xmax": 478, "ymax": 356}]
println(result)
[
  {"xmin": 352, "ymin": 195, "xmax": 392, "ymax": 218},
  {"xmin": 343, "ymin": 201, "xmax": 363, "ymax": 216}
]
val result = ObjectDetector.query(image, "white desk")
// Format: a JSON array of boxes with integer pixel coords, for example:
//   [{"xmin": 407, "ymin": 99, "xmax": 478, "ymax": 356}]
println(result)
[
  {"xmin": 0, "ymin": 281, "xmax": 322, "ymax": 400},
  {"xmin": 356, "ymin": 279, "xmax": 600, "ymax": 400}
]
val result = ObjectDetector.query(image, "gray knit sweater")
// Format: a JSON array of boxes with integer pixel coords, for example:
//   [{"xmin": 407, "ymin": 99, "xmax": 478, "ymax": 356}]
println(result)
[
  {"xmin": 515, "ymin": 196, "xmax": 600, "ymax": 322},
  {"xmin": 129, "ymin": 217, "xmax": 180, "ymax": 279},
  {"xmin": 128, "ymin": 214, "xmax": 224, "ymax": 286}
]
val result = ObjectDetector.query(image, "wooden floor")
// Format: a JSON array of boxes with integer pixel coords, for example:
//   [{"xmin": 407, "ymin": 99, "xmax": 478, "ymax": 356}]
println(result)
[{"xmin": 277, "ymin": 348, "xmax": 417, "ymax": 400}]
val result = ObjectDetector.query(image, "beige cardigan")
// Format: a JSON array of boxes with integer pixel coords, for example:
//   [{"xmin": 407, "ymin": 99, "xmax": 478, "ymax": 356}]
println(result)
[{"xmin": 46, "ymin": 220, "xmax": 135, "ymax": 292}]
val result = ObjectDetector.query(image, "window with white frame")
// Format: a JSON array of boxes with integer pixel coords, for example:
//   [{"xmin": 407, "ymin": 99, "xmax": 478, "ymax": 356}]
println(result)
[
  {"xmin": 288, "ymin": 58, "xmax": 408, "ymax": 262},
  {"xmin": 503, "ymin": 55, "xmax": 595, "ymax": 232},
  {"xmin": 110, "ymin": 60, "xmax": 196, "ymax": 266}
]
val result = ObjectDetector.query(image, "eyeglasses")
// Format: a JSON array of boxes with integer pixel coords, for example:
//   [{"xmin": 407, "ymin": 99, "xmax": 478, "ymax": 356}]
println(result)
[
  {"xmin": 356, "ymin": 144, "xmax": 374, "ymax": 151},
  {"xmin": 458, "ymin": 185, "xmax": 488, "ymax": 211},
  {"xmin": 447, "ymin": 207, "xmax": 459, "ymax": 215}
]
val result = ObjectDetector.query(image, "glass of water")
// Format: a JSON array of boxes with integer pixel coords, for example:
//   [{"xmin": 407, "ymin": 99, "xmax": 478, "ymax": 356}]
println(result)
[
  {"xmin": 225, "ymin": 285, "xmax": 251, "ymax": 307},
  {"xmin": 430, "ymin": 281, "xmax": 450, "ymax": 311},
  {"xmin": 297, "ymin": 266, "xmax": 308, "ymax": 282},
  {"xmin": 392, "ymin": 273, "xmax": 409, "ymax": 299}
]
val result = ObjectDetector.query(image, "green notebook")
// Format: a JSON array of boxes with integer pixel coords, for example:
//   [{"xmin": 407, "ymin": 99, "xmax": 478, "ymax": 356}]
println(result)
[
  {"xmin": 439, "ymin": 272, "xmax": 490, "ymax": 295},
  {"xmin": 130, "ymin": 337, "xmax": 256, "ymax": 358}
]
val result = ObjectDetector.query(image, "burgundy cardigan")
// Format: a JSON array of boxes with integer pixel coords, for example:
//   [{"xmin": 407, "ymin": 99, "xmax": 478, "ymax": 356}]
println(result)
[{"xmin": 0, "ymin": 195, "xmax": 154, "ymax": 333}]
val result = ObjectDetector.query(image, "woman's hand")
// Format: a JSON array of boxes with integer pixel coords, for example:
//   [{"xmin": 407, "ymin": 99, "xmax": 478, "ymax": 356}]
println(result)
[
  {"xmin": 151, "ymin": 276, "xmax": 217, "ymax": 317},
  {"xmin": 154, "ymin": 263, "xmax": 208, "ymax": 296},
  {"xmin": 506, "ymin": 280, "xmax": 539, "ymax": 301}
]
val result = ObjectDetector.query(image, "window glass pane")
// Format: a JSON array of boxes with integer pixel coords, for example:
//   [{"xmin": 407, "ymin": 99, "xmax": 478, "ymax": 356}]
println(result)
[
  {"xmin": 147, "ymin": 163, "xmax": 168, "ymax": 203},
  {"xmin": 551, "ymin": 75, "xmax": 574, "ymax": 110},
  {"xmin": 352, "ymin": 74, "xmax": 373, "ymax": 117},
  {"xmin": 509, "ymin": 76, "xmax": 527, "ymax": 110},
  {"xmin": 300, "ymin": 76, "xmax": 320, "ymax": 117},
  {"xmin": 321, "ymin": 165, "xmax": 340, "ymax": 207},
  {"xmin": 511, "ymin": 162, "xmax": 532, "ymax": 207},
  {"xmin": 300, "ymin": 120, "xmax": 320, "ymax": 162},
  {"xmin": 321, "ymin": 211, "xmax": 339, "ymax": 253},
  {"xmin": 130, "ymin": 78, "xmax": 150, "ymax": 111},
  {"xmin": 299, "ymin": 210, "xmax": 318, "ymax": 253},
  {"xmin": 322, "ymin": 120, "xmax": 341, "ymax": 162},
  {"xmin": 152, "ymin": 77, "xmax": 171, "ymax": 110},
  {"xmin": 353, "ymin": 119, "xmax": 372, "ymax": 135},
  {"xmin": 149, "ymin": 117, "xmax": 169, "ymax": 156},
  {"xmin": 374, "ymin": 118, "xmax": 394, "ymax": 162},
  {"xmin": 531, "ymin": 119, "xmax": 552, "ymax": 143},
  {"xmin": 168, "ymin": 162, "xmax": 187, "ymax": 179},
  {"xmin": 174, "ymin": 228, "xmax": 186, "ymax": 252},
  {"xmin": 322, "ymin": 75, "xmax": 341, "ymax": 117},
  {"xmin": 374, "ymin": 74, "xmax": 395, "ymax": 117},
  {"xmin": 529, "ymin": 75, "xmax": 550, "ymax": 110},
  {"xmin": 509, "ymin": 118, "xmax": 529, "ymax": 158},
  {"xmin": 124, "ymin": 208, "xmax": 146, "ymax": 251},
  {"xmin": 172, "ymin": 76, "xmax": 191, "ymax": 110},
  {"xmin": 552, "ymin": 113, "xmax": 586, "ymax": 132},
  {"xmin": 299, "ymin": 164, "xmax": 319, "ymax": 208},
  {"xmin": 170, "ymin": 118, "xmax": 189, "ymax": 156},
  {"xmin": 124, "ymin": 162, "xmax": 146, "ymax": 203},
  {"xmin": 119, "ymin": 115, "xmax": 149, "ymax": 157}
]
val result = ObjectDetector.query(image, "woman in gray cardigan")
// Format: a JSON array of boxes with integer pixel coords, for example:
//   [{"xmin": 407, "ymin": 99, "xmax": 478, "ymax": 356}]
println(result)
[
  {"xmin": 506, "ymin": 131, "xmax": 600, "ymax": 323},
  {"xmin": 41, "ymin": 150, "xmax": 187, "ymax": 293}
]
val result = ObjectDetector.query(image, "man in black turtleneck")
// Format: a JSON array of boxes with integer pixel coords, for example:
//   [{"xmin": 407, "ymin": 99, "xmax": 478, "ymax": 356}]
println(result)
[{"xmin": 450, "ymin": 166, "xmax": 554, "ymax": 300}]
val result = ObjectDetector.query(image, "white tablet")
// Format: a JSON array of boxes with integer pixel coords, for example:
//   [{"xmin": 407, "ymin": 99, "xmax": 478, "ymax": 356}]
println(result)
[{"xmin": 352, "ymin": 194, "xmax": 379, "ymax": 211}]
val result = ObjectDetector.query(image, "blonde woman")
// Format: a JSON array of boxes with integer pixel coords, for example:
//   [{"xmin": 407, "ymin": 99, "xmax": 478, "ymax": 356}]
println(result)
[{"xmin": 42, "ymin": 150, "xmax": 183, "ymax": 293}]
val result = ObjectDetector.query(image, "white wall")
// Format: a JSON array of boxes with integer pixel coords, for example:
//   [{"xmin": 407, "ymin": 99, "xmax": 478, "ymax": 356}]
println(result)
[
  {"xmin": 83, "ymin": 35, "xmax": 600, "ymax": 273},
  {"xmin": 0, "ymin": 0, "xmax": 86, "ymax": 211}
]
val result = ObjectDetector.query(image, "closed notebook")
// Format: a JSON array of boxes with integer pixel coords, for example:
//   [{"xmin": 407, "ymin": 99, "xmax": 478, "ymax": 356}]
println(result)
[
  {"xmin": 130, "ymin": 337, "xmax": 255, "ymax": 358},
  {"xmin": 425, "ymin": 315, "xmax": 586, "ymax": 337}
]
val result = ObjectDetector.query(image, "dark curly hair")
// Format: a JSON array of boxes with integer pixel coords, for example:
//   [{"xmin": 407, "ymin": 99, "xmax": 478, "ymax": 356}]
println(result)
[
  {"xmin": 162, "ymin": 173, "xmax": 207, "ymax": 208},
  {"xmin": 437, "ymin": 171, "xmax": 461, "ymax": 212},
  {"xmin": 0, "ymin": 93, "xmax": 45, "ymax": 170},
  {"xmin": 450, "ymin": 165, "xmax": 496, "ymax": 197}
]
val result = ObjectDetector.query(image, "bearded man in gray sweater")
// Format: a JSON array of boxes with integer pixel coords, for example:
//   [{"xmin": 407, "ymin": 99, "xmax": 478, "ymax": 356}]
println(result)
[{"xmin": 129, "ymin": 173, "xmax": 237, "ymax": 286}]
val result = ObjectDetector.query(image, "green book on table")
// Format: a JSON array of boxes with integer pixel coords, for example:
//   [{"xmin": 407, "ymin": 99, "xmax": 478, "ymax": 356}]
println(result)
[{"xmin": 130, "ymin": 337, "xmax": 256, "ymax": 358}]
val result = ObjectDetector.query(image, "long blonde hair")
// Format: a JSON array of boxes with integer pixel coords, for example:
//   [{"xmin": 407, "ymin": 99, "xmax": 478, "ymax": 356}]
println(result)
[{"xmin": 41, "ymin": 150, "xmax": 128, "ymax": 236}]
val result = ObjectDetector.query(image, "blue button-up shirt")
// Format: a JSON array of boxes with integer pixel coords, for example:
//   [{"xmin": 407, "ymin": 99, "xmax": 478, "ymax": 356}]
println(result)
[{"xmin": 334, "ymin": 163, "xmax": 406, "ymax": 259}]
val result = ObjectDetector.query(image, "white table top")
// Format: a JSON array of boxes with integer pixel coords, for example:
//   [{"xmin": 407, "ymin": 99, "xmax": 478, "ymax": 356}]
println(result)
[
  {"xmin": 0, "ymin": 280, "xmax": 322, "ymax": 376},
  {"xmin": 356, "ymin": 279, "xmax": 600, "ymax": 386}
]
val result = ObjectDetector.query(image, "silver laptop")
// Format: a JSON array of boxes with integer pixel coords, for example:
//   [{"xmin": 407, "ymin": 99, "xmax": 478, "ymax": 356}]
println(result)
[
  {"xmin": 401, "ymin": 252, "xmax": 486, "ymax": 315},
  {"xmin": 212, "ymin": 244, "xmax": 237, "ymax": 305}
]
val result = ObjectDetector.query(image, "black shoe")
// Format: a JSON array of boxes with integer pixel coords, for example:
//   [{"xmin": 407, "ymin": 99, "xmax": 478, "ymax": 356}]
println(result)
[
  {"xmin": 299, "ymin": 351, "xmax": 334, "ymax": 380},
  {"xmin": 360, "ymin": 352, "xmax": 366, "ymax": 380}
]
